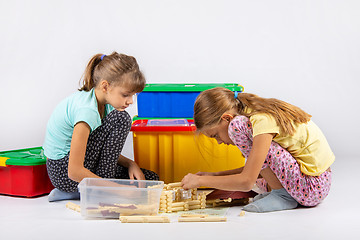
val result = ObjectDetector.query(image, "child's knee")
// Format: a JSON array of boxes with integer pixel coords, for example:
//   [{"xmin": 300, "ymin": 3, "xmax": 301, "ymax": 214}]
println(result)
[
  {"xmin": 142, "ymin": 169, "xmax": 159, "ymax": 181},
  {"xmin": 105, "ymin": 110, "xmax": 131, "ymax": 130}
]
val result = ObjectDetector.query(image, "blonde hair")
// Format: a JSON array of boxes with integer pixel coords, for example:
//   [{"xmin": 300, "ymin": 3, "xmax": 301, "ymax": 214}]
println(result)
[
  {"xmin": 194, "ymin": 87, "xmax": 312, "ymax": 136},
  {"xmin": 79, "ymin": 51, "xmax": 145, "ymax": 92}
]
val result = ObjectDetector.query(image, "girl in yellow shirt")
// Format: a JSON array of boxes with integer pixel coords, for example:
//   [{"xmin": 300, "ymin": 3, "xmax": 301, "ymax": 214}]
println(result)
[{"xmin": 181, "ymin": 87, "xmax": 334, "ymax": 212}]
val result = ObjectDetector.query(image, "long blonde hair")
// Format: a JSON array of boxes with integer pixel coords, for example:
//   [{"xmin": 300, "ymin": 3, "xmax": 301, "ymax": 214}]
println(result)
[
  {"xmin": 79, "ymin": 51, "xmax": 145, "ymax": 92},
  {"xmin": 194, "ymin": 87, "xmax": 311, "ymax": 136}
]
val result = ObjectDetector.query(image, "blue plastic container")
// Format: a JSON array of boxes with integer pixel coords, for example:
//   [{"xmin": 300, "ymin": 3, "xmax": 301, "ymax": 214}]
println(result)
[{"xmin": 137, "ymin": 83, "xmax": 243, "ymax": 118}]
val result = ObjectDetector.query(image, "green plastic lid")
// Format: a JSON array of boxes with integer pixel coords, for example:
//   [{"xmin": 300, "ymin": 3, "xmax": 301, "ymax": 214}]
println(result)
[
  {"xmin": 0, "ymin": 147, "xmax": 46, "ymax": 166},
  {"xmin": 142, "ymin": 83, "xmax": 244, "ymax": 92}
]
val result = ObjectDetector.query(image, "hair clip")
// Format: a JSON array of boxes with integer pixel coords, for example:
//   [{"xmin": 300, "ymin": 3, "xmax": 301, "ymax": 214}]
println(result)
[
  {"xmin": 234, "ymin": 91, "xmax": 239, "ymax": 99},
  {"xmin": 101, "ymin": 54, "xmax": 106, "ymax": 60}
]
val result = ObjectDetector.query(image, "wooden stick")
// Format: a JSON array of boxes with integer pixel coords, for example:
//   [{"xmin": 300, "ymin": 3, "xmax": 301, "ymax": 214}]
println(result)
[
  {"xmin": 171, "ymin": 202, "xmax": 185, "ymax": 207},
  {"xmin": 188, "ymin": 204, "xmax": 201, "ymax": 210},
  {"xmin": 186, "ymin": 200, "xmax": 201, "ymax": 206},
  {"xmin": 66, "ymin": 202, "xmax": 81, "ymax": 212},
  {"xmin": 118, "ymin": 210, "xmax": 157, "ymax": 215},
  {"xmin": 180, "ymin": 214, "xmax": 209, "ymax": 218},
  {"xmin": 167, "ymin": 182, "xmax": 182, "ymax": 188},
  {"xmin": 168, "ymin": 206, "xmax": 184, "ymax": 212},
  {"xmin": 120, "ymin": 216, "xmax": 170, "ymax": 223},
  {"xmin": 178, "ymin": 216, "xmax": 227, "ymax": 222}
]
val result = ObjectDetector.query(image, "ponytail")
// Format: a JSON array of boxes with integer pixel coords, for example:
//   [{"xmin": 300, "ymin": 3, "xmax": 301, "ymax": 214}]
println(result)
[
  {"xmin": 79, "ymin": 52, "xmax": 145, "ymax": 92},
  {"xmin": 79, "ymin": 54, "xmax": 103, "ymax": 91}
]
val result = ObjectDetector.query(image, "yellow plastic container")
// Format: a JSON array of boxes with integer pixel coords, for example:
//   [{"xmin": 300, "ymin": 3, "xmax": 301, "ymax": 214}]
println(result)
[{"xmin": 131, "ymin": 119, "xmax": 245, "ymax": 183}]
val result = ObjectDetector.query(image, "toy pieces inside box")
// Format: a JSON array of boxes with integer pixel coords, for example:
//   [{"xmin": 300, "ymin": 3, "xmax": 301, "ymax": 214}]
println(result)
[
  {"xmin": 137, "ymin": 83, "xmax": 244, "ymax": 118},
  {"xmin": 78, "ymin": 178, "xmax": 164, "ymax": 219},
  {"xmin": 0, "ymin": 147, "xmax": 54, "ymax": 197}
]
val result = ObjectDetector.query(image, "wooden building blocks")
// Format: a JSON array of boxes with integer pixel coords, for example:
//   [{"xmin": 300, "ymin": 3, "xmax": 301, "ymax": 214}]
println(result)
[{"xmin": 159, "ymin": 182, "xmax": 206, "ymax": 213}]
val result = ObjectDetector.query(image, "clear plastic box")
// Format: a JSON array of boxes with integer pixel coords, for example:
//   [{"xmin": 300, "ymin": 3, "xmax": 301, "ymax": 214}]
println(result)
[{"xmin": 78, "ymin": 178, "xmax": 164, "ymax": 219}]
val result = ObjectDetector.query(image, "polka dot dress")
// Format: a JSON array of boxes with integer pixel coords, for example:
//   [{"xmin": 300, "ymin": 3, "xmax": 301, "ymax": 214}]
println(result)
[{"xmin": 46, "ymin": 110, "xmax": 159, "ymax": 192}]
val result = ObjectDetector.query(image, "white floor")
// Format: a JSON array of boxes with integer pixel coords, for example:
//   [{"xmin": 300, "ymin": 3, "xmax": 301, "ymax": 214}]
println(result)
[{"xmin": 1, "ymin": 157, "xmax": 359, "ymax": 240}]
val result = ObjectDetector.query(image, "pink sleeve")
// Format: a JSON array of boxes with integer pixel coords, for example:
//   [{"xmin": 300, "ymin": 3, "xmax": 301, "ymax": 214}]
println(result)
[{"xmin": 228, "ymin": 116, "xmax": 250, "ymax": 146}]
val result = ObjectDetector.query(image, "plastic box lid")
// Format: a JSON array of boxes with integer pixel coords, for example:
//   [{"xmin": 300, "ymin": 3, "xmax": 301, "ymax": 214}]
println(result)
[
  {"xmin": 0, "ymin": 147, "xmax": 46, "ymax": 166},
  {"xmin": 131, "ymin": 119, "xmax": 196, "ymax": 132},
  {"xmin": 142, "ymin": 83, "xmax": 244, "ymax": 92},
  {"xmin": 78, "ymin": 178, "xmax": 164, "ymax": 190}
]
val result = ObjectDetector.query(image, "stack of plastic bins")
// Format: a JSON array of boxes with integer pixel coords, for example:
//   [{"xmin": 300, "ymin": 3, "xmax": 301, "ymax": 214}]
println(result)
[
  {"xmin": 131, "ymin": 119, "xmax": 245, "ymax": 184},
  {"xmin": 132, "ymin": 83, "xmax": 245, "ymax": 184},
  {"xmin": 0, "ymin": 147, "xmax": 54, "ymax": 197}
]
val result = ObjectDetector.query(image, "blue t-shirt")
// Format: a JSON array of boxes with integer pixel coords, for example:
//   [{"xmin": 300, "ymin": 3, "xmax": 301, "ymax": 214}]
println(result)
[{"xmin": 43, "ymin": 89, "xmax": 114, "ymax": 160}]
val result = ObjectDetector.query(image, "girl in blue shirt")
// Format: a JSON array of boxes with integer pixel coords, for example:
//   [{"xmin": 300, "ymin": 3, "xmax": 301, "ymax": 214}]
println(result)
[{"xmin": 43, "ymin": 52, "xmax": 158, "ymax": 202}]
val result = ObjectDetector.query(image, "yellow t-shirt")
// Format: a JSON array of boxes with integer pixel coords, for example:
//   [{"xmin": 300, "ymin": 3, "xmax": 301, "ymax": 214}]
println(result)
[{"xmin": 249, "ymin": 113, "xmax": 335, "ymax": 176}]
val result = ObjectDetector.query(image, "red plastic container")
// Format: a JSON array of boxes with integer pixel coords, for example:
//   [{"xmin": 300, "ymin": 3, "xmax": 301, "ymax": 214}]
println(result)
[{"xmin": 0, "ymin": 147, "xmax": 54, "ymax": 197}]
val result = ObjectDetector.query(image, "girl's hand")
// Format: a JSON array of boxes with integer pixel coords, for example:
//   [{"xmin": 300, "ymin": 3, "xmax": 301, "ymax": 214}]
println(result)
[
  {"xmin": 181, "ymin": 173, "xmax": 201, "ymax": 189},
  {"xmin": 118, "ymin": 155, "xmax": 145, "ymax": 180},
  {"xmin": 127, "ymin": 161, "xmax": 145, "ymax": 180}
]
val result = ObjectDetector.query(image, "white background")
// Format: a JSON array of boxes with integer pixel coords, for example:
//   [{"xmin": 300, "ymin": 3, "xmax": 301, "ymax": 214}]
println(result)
[
  {"xmin": 0, "ymin": 0, "xmax": 359, "ymax": 159},
  {"xmin": 1, "ymin": 1, "xmax": 360, "ymax": 238}
]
